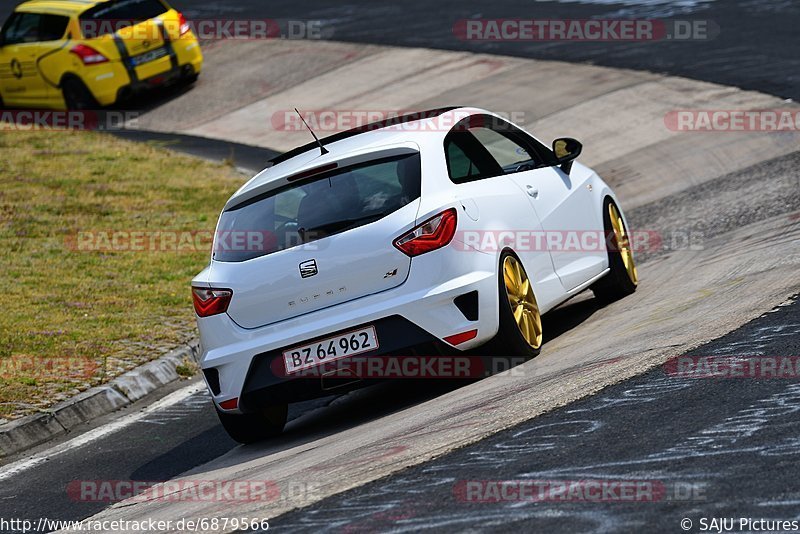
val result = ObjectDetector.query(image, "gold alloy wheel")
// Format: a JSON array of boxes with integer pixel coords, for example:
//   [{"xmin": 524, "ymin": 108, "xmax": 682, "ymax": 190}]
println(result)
[
  {"xmin": 503, "ymin": 256, "xmax": 543, "ymax": 349},
  {"xmin": 608, "ymin": 203, "xmax": 639, "ymax": 286}
]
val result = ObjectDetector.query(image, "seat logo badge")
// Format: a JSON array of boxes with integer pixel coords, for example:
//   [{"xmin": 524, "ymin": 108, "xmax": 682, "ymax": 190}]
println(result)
[
  {"xmin": 142, "ymin": 40, "xmax": 151, "ymax": 49},
  {"xmin": 384, "ymin": 268, "xmax": 398, "ymax": 279},
  {"xmin": 299, "ymin": 259, "xmax": 318, "ymax": 278},
  {"xmin": 10, "ymin": 59, "xmax": 23, "ymax": 79}
]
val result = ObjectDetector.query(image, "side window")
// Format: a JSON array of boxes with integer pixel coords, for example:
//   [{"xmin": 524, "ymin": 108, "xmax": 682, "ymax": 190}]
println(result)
[
  {"xmin": 470, "ymin": 127, "xmax": 535, "ymax": 173},
  {"xmin": 2, "ymin": 13, "xmax": 41, "ymax": 45},
  {"xmin": 0, "ymin": 13, "xmax": 67, "ymax": 45},
  {"xmin": 443, "ymin": 115, "xmax": 556, "ymax": 184},
  {"xmin": 446, "ymin": 138, "xmax": 481, "ymax": 182},
  {"xmin": 38, "ymin": 15, "xmax": 70, "ymax": 42},
  {"xmin": 444, "ymin": 129, "xmax": 503, "ymax": 184},
  {"xmin": 0, "ymin": 13, "xmax": 21, "ymax": 44}
]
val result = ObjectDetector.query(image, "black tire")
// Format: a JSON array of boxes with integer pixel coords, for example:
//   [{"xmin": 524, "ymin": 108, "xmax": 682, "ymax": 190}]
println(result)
[
  {"xmin": 61, "ymin": 77, "xmax": 99, "ymax": 110},
  {"xmin": 181, "ymin": 73, "xmax": 199, "ymax": 86},
  {"xmin": 485, "ymin": 251, "xmax": 542, "ymax": 368},
  {"xmin": 177, "ymin": 64, "xmax": 199, "ymax": 87},
  {"xmin": 592, "ymin": 198, "xmax": 638, "ymax": 304},
  {"xmin": 216, "ymin": 403, "xmax": 288, "ymax": 444}
]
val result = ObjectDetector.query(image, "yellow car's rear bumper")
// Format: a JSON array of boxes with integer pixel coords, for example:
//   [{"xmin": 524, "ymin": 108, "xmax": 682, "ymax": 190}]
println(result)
[{"xmin": 84, "ymin": 34, "xmax": 203, "ymax": 107}]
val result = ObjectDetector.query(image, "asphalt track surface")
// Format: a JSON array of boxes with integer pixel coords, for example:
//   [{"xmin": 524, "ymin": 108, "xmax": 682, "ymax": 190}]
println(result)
[
  {"xmin": 0, "ymin": 372, "xmax": 475, "ymax": 528},
  {"xmin": 272, "ymin": 295, "xmax": 800, "ymax": 533},
  {"xmin": 153, "ymin": 0, "xmax": 799, "ymax": 100},
  {"xmin": 0, "ymin": 0, "xmax": 798, "ymax": 100}
]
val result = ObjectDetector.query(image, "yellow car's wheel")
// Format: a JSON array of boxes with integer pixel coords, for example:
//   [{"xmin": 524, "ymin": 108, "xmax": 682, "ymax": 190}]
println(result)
[
  {"xmin": 62, "ymin": 77, "xmax": 99, "ymax": 111},
  {"xmin": 491, "ymin": 251, "xmax": 542, "ymax": 361},
  {"xmin": 592, "ymin": 198, "xmax": 638, "ymax": 303}
]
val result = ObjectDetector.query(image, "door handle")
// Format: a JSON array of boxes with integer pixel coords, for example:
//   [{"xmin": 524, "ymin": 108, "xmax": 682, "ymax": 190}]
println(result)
[{"xmin": 526, "ymin": 185, "xmax": 539, "ymax": 198}]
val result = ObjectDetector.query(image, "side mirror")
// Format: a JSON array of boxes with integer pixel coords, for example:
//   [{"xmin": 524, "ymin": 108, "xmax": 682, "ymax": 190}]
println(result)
[{"xmin": 552, "ymin": 137, "xmax": 582, "ymax": 174}]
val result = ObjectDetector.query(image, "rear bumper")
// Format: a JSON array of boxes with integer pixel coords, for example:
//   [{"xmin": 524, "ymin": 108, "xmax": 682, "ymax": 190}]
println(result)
[
  {"xmin": 196, "ymin": 245, "xmax": 500, "ymax": 413},
  {"xmin": 90, "ymin": 32, "xmax": 203, "ymax": 106},
  {"xmin": 237, "ymin": 315, "xmax": 446, "ymax": 408},
  {"xmin": 113, "ymin": 61, "xmax": 198, "ymax": 103}
]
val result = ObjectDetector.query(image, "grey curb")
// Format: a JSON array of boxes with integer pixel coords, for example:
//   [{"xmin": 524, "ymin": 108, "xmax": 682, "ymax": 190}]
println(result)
[{"xmin": 0, "ymin": 339, "xmax": 201, "ymax": 459}]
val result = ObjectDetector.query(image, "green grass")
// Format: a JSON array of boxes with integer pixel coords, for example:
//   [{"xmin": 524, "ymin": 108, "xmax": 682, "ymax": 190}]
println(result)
[{"xmin": 0, "ymin": 129, "xmax": 243, "ymax": 420}]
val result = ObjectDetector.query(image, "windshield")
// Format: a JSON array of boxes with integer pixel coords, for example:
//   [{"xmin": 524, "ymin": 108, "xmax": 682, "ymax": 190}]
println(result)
[{"xmin": 214, "ymin": 153, "xmax": 421, "ymax": 262}]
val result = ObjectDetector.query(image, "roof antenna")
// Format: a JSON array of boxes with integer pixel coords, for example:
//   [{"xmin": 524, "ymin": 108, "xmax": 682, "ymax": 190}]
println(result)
[{"xmin": 294, "ymin": 108, "xmax": 328, "ymax": 156}]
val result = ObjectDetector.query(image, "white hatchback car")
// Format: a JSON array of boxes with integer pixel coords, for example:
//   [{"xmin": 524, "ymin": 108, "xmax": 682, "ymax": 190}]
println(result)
[{"xmin": 192, "ymin": 107, "xmax": 638, "ymax": 442}]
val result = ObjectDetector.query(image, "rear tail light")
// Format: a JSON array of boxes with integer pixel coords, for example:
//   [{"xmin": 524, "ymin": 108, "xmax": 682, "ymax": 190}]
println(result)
[
  {"xmin": 393, "ymin": 208, "xmax": 458, "ymax": 257},
  {"xmin": 70, "ymin": 44, "xmax": 109, "ymax": 65},
  {"xmin": 178, "ymin": 12, "xmax": 191, "ymax": 36},
  {"xmin": 192, "ymin": 287, "xmax": 232, "ymax": 317}
]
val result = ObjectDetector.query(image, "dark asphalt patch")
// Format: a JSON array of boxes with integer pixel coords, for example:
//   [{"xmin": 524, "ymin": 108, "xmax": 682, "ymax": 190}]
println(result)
[
  {"xmin": 110, "ymin": 130, "xmax": 278, "ymax": 175},
  {"xmin": 0, "ymin": 377, "xmax": 470, "ymax": 531},
  {"xmin": 0, "ymin": 385, "xmax": 332, "ymax": 531},
  {"xmin": 0, "ymin": 387, "xmax": 235, "ymax": 530},
  {"xmin": 628, "ymin": 149, "xmax": 800, "ymax": 263}
]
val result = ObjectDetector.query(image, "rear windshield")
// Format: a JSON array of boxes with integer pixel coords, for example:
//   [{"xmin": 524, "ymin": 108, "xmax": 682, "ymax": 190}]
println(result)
[
  {"xmin": 79, "ymin": 0, "xmax": 168, "ymax": 38},
  {"xmin": 214, "ymin": 153, "xmax": 421, "ymax": 262}
]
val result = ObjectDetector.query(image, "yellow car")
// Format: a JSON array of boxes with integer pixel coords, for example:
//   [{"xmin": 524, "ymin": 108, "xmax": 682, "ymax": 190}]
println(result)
[{"xmin": 0, "ymin": 0, "xmax": 203, "ymax": 109}]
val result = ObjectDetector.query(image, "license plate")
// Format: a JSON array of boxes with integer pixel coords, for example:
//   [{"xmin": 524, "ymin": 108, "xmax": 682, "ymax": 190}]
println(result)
[
  {"xmin": 283, "ymin": 326, "xmax": 379, "ymax": 374},
  {"xmin": 130, "ymin": 47, "xmax": 168, "ymax": 66}
]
